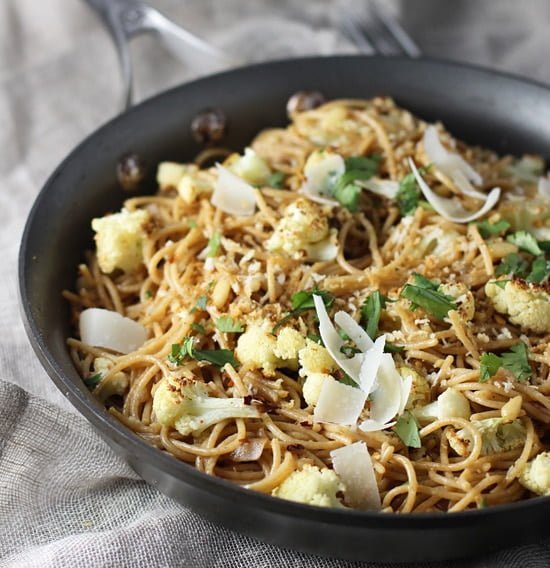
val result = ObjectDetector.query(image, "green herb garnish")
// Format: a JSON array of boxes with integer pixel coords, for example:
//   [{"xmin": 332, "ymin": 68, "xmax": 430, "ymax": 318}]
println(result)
[
  {"xmin": 187, "ymin": 219, "xmax": 198, "ymax": 228},
  {"xmin": 273, "ymin": 289, "xmax": 335, "ymax": 333},
  {"xmin": 479, "ymin": 353, "xmax": 503, "ymax": 383},
  {"xmin": 395, "ymin": 172, "xmax": 420, "ymax": 216},
  {"xmin": 215, "ymin": 316, "xmax": 244, "ymax": 333},
  {"xmin": 495, "ymin": 253, "xmax": 530, "ymax": 279},
  {"xmin": 144, "ymin": 290, "xmax": 153, "ymax": 299},
  {"xmin": 306, "ymin": 334, "xmax": 323, "ymax": 345},
  {"xmin": 527, "ymin": 256, "xmax": 550, "ymax": 284},
  {"xmin": 191, "ymin": 322, "xmax": 206, "ymax": 334},
  {"xmin": 400, "ymin": 273, "xmax": 456, "ymax": 320},
  {"xmin": 330, "ymin": 155, "xmax": 380, "ymax": 211},
  {"xmin": 479, "ymin": 342, "xmax": 532, "ymax": 383},
  {"xmin": 385, "ymin": 343, "xmax": 405, "ymax": 353},
  {"xmin": 191, "ymin": 295, "xmax": 208, "ymax": 313},
  {"xmin": 84, "ymin": 373, "xmax": 103, "ymax": 388},
  {"xmin": 266, "ymin": 171, "xmax": 285, "ymax": 188},
  {"xmin": 393, "ymin": 411, "xmax": 421, "ymax": 448},
  {"xmin": 169, "ymin": 338, "xmax": 237, "ymax": 368},
  {"xmin": 477, "ymin": 219, "xmax": 510, "ymax": 239},
  {"xmin": 332, "ymin": 183, "xmax": 362, "ymax": 212},
  {"xmin": 206, "ymin": 232, "xmax": 221, "ymax": 258},
  {"xmin": 360, "ymin": 291, "xmax": 388, "ymax": 340},
  {"xmin": 340, "ymin": 373, "xmax": 359, "ymax": 388},
  {"xmin": 489, "ymin": 279, "xmax": 511, "ymax": 289},
  {"xmin": 507, "ymin": 231, "xmax": 543, "ymax": 256}
]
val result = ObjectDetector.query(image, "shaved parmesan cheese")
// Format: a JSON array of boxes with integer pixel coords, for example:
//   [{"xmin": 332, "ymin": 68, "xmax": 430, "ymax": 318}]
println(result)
[
  {"xmin": 423, "ymin": 125, "xmax": 486, "ymax": 199},
  {"xmin": 408, "ymin": 158, "xmax": 501, "ymax": 223},
  {"xmin": 357, "ymin": 335, "xmax": 386, "ymax": 395},
  {"xmin": 330, "ymin": 442, "xmax": 381, "ymax": 510},
  {"xmin": 211, "ymin": 164, "xmax": 257, "ymax": 216},
  {"xmin": 334, "ymin": 311, "xmax": 374, "ymax": 352},
  {"xmin": 313, "ymin": 295, "xmax": 364, "ymax": 383},
  {"xmin": 79, "ymin": 308, "xmax": 147, "ymax": 354},
  {"xmin": 356, "ymin": 178, "xmax": 399, "ymax": 199},
  {"xmin": 359, "ymin": 354, "xmax": 402, "ymax": 432},
  {"xmin": 306, "ymin": 229, "xmax": 339, "ymax": 262},
  {"xmin": 300, "ymin": 150, "xmax": 343, "ymax": 205},
  {"xmin": 314, "ymin": 376, "xmax": 367, "ymax": 425},
  {"xmin": 398, "ymin": 372, "xmax": 413, "ymax": 415},
  {"xmin": 539, "ymin": 176, "xmax": 550, "ymax": 200}
]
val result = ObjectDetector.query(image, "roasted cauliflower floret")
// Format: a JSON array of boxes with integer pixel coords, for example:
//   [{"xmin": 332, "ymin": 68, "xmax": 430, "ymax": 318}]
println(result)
[
  {"xmin": 156, "ymin": 161, "xmax": 189, "ymax": 189},
  {"xmin": 227, "ymin": 147, "xmax": 272, "ymax": 186},
  {"xmin": 298, "ymin": 339, "xmax": 338, "ymax": 377},
  {"xmin": 91, "ymin": 357, "xmax": 129, "ymax": 401},
  {"xmin": 273, "ymin": 327, "xmax": 306, "ymax": 369},
  {"xmin": 498, "ymin": 197, "xmax": 550, "ymax": 241},
  {"xmin": 235, "ymin": 322, "xmax": 282, "ymax": 375},
  {"xmin": 177, "ymin": 174, "xmax": 212, "ymax": 204},
  {"xmin": 414, "ymin": 388, "xmax": 471, "ymax": 423},
  {"xmin": 272, "ymin": 464, "xmax": 346, "ymax": 508},
  {"xmin": 418, "ymin": 226, "xmax": 461, "ymax": 258},
  {"xmin": 302, "ymin": 372, "xmax": 332, "ymax": 406},
  {"xmin": 485, "ymin": 278, "xmax": 550, "ymax": 334},
  {"xmin": 398, "ymin": 367, "xmax": 431, "ymax": 410},
  {"xmin": 91, "ymin": 208, "xmax": 149, "ymax": 274},
  {"xmin": 519, "ymin": 451, "xmax": 550, "ymax": 496},
  {"xmin": 153, "ymin": 378, "xmax": 259, "ymax": 436},
  {"xmin": 439, "ymin": 282, "xmax": 476, "ymax": 321},
  {"xmin": 265, "ymin": 198, "xmax": 338, "ymax": 262},
  {"xmin": 449, "ymin": 418, "xmax": 526, "ymax": 456}
]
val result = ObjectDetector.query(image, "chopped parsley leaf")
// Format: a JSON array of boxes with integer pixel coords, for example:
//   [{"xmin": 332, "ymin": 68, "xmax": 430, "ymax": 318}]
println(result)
[
  {"xmin": 479, "ymin": 353, "xmax": 502, "ymax": 382},
  {"xmin": 393, "ymin": 411, "xmax": 421, "ymax": 448},
  {"xmin": 477, "ymin": 219, "xmax": 510, "ymax": 239},
  {"xmin": 273, "ymin": 289, "xmax": 334, "ymax": 333},
  {"xmin": 340, "ymin": 373, "xmax": 359, "ymax": 388},
  {"xmin": 191, "ymin": 295, "xmax": 208, "ymax": 313},
  {"xmin": 307, "ymin": 333, "xmax": 323, "ymax": 345},
  {"xmin": 477, "ymin": 497, "xmax": 488, "ymax": 509},
  {"xmin": 169, "ymin": 338, "xmax": 237, "ymax": 368},
  {"xmin": 495, "ymin": 253, "xmax": 530, "ymax": 279},
  {"xmin": 266, "ymin": 171, "xmax": 285, "ymax": 188},
  {"xmin": 215, "ymin": 316, "xmax": 244, "ymax": 333},
  {"xmin": 187, "ymin": 219, "xmax": 198, "ymax": 228},
  {"xmin": 412, "ymin": 273, "xmax": 439, "ymax": 291},
  {"xmin": 332, "ymin": 183, "xmax": 361, "ymax": 212},
  {"xmin": 330, "ymin": 155, "xmax": 380, "ymax": 211},
  {"xmin": 144, "ymin": 290, "xmax": 153, "ymax": 299},
  {"xmin": 489, "ymin": 279, "xmax": 511, "ymax": 289},
  {"xmin": 506, "ymin": 231, "xmax": 543, "ymax": 256},
  {"xmin": 400, "ymin": 274, "xmax": 456, "ymax": 320},
  {"xmin": 395, "ymin": 172, "xmax": 419, "ymax": 216},
  {"xmin": 206, "ymin": 232, "xmax": 221, "ymax": 258},
  {"xmin": 527, "ymin": 256, "xmax": 550, "ymax": 284},
  {"xmin": 84, "ymin": 373, "xmax": 103, "ymax": 388},
  {"xmin": 360, "ymin": 291, "xmax": 387, "ymax": 340},
  {"xmin": 191, "ymin": 322, "xmax": 206, "ymax": 334},
  {"xmin": 479, "ymin": 342, "xmax": 532, "ymax": 383}
]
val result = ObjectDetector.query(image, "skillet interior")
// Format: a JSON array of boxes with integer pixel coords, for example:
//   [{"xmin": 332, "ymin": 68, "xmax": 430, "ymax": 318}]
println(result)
[{"xmin": 19, "ymin": 55, "xmax": 550, "ymax": 563}]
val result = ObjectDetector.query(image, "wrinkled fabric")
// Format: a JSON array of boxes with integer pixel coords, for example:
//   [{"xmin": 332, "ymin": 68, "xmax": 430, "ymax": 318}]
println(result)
[{"xmin": 1, "ymin": 1, "xmax": 549, "ymax": 566}]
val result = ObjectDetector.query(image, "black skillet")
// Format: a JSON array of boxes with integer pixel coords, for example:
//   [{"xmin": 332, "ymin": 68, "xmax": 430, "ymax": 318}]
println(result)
[{"xmin": 18, "ymin": 56, "xmax": 550, "ymax": 563}]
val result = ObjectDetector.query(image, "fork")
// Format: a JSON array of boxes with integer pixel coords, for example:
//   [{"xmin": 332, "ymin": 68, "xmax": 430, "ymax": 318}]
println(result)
[
  {"xmin": 84, "ymin": 0, "xmax": 239, "ymax": 110},
  {"xmin": 341, "ymin": 0, "xmax": 421, "ymax": 57}
]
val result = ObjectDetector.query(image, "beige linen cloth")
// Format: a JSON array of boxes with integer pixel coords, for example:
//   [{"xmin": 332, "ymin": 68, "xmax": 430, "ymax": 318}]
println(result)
[{"xmin": 1, "ymin": 1, "xmax": 550, "ymax": 566}]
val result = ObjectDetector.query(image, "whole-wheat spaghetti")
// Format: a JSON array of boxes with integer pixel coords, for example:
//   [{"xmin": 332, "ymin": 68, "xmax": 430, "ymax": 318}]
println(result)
[{"xmin": 65, "ymin": 97, "xmax": 550, "ymax": 513}]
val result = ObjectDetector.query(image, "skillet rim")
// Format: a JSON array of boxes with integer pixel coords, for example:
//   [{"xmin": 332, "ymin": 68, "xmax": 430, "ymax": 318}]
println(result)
[{"xmin": 18, "ymin": 54, "xmax": 550, "ymax": 531}]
